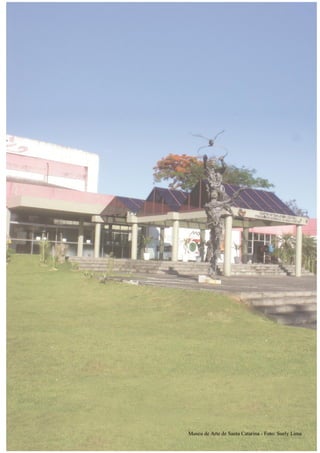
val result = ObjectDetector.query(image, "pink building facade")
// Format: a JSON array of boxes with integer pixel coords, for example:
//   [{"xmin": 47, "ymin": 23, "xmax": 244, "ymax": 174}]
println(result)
[
  {"xmin": 6, "ymin": 135, "xmax": 315, "ymax": 275},
  {"xmin": 6, "ymin": 135, "xmax": 99, "ymax": 192}
]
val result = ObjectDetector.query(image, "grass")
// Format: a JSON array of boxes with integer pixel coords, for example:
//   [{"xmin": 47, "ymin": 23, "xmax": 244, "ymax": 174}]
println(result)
[{"xmin": 7, "ymin": 255, "xmax": 316, "ymax": 450}]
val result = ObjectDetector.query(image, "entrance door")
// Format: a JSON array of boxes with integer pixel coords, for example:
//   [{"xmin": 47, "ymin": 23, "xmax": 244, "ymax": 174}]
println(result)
[{"xmin": 253, "ymin": 241, "xmax": 265, "ymax": 263}]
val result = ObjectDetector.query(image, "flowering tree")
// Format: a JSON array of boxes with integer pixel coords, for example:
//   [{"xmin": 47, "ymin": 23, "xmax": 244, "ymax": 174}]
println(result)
[
  {"xmin": 153, "ymin": 154, "xmax": 274, "ymax": 191},
  {"xmin": 153, "ymin": 154, "xmax": 203, "ymax": 190}
]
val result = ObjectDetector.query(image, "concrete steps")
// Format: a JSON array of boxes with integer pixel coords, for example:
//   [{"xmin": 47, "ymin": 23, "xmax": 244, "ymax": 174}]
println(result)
[
  {"xmin": 69, "ymin": 257, "xmax": 291, "ymax": 277},
  {"xmin": 217, "ymin": 263, "xmax": 287, "ymax": 276},
  {"xmin": 238, "ymin": 291, "xmax": 317, "ymax": 328},
  {"xmin": 279, "ymin": 264, "xmax": 315, "ymax": 276},
  {"xmin": 68, "ymin": 257, "xmax": 210, "ymax": 276}
]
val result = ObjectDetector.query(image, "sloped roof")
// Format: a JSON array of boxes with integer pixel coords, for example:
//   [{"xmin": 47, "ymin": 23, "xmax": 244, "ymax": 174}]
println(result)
[
  {"xmin": 145, "ymin": 187, "xmax": 188, "ymax": 211},
  {"xmin": 223, "ymin": 183, "xmax": 296, "ymax": 215},
  {"xmin": 181, "ymin": 181, "xmax": 297, "ymax": 216},
  {"xmin": 100, "ymin": 195, "xmax": 144, "ymax": 218},
  {"xmin": 117, "ymin": 196, "xmax": 145, "ymax": 213}
]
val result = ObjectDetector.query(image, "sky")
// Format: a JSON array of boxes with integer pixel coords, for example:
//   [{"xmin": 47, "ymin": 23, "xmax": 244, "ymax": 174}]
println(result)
[{"xmin": 6, "ymin": 1, "xmax": 317, "ymax": 217}]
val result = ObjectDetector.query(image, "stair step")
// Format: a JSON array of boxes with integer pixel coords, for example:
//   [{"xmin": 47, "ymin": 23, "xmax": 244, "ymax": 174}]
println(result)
[
  {"xmin": 257, "ymin": 303, "xmax": 316, "ymax": 314},
  {"xmin": 69, "ymin": 257, "xmax": 305, "ymax": 277},
  {"xmin": 266, "ymin": 311, "xmax": 317, "ymax": 327},
  {"xmin": 237, "ymin": 290, "xmax": 317, "ymax": 329},
  {"xmin": 239, "ymin": 291, "xmax": 315, "ymax": 302}
]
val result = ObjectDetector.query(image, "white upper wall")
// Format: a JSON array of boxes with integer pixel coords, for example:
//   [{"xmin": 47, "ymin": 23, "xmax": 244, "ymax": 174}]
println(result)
[{"xmin": 6, "ymin": 135, "xmax": 100, "ymax": 193}]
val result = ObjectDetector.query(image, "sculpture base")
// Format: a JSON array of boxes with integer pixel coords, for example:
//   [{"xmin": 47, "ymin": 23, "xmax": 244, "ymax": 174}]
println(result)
[{"xmin": 198, "ymin": 275, "xmax": 222, "ymax": 285}]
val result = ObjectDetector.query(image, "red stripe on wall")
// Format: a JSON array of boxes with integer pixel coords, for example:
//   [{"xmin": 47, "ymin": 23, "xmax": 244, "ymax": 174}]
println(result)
[{"xmin": 7, "ymin": 153, "xmax": 87, "ymax": 181}]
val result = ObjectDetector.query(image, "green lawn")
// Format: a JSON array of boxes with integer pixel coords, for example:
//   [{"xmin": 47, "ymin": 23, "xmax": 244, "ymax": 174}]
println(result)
[{"xmin": 7, "ymin": 255, "xmax": 316, "ymax": 450}]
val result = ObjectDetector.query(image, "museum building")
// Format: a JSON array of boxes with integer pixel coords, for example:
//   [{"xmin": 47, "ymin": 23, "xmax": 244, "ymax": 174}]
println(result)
[{"xmin": 6, "ymin": 135, "xmax": 314, "ymax": 276}]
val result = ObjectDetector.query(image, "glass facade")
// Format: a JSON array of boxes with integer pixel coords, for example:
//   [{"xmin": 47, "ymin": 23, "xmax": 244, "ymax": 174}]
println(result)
[
  {"xmin": 103, "ymin": 224, "xmax": 131, "ymax": 258},
  {"xmin": 247, "ymin": 232, "xmax": 277, "ymax": 263},
  {"xmin": 9, "ymin": 213, "xmax": 94, "ymax": 257},
  {"xmin": 8, "ymin": 213, "xmax": 138, "ymax": 259}
]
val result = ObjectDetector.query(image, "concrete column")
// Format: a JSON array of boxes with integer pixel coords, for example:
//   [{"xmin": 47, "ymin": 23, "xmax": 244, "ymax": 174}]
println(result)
[
  {"xmin": 200, "ymin": 228, "xmax": 206, "ymax": 262},
  {"xmin": 171, "ymin": 219, "xmax": 180, "ymax": 262},
  {"xmin": 6, "ymin": 208, "xmax": 11, "ymax": 238},
  {"xmin": 223, "ymin": 215, "xmax": 233, "ymax": 277},
  {"xmin": 94, "ymin": 223, "xmax": 101, "ymax": 258},
  {"xmin": 295, "ymin": 224, "xmax": 303, "ymax": 277},
  {"xmin": 77, "ymin": 221, "xmax": 84, "ymax": 257},
  {"xmin": 159, "ymin": 226, "xmax": 165, "ymax": 260},
  {"xmin": 131, "ymin": 222, "xmax": 138, "ymax": 260},
  {"xmin": 242, "ymin": 227, "xmax": 249, "ymax": 264}
]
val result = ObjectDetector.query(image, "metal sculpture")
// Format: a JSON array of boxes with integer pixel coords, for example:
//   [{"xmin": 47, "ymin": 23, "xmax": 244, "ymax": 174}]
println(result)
[
  {"xmin": 192, "ymin": 130, "xmax": 225, "ymax": 154},
  {"xmin": 203, "ymin": 154, "xmax": 230, "ymax": 274},
  {"xmin": 194, "ymin": 133, "xmax": 243, "ymax": 275}
]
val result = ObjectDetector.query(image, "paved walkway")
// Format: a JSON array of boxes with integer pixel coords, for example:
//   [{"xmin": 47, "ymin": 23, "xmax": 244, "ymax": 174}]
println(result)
[{"xmin": 119, "ymin": 272, "xmax": 317, "ymax": 294}]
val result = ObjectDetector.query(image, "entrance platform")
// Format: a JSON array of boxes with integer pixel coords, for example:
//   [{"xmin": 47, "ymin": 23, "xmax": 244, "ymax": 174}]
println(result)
[{"xmin": 107, "ymin": 272, "xmax": 316, "ymax": 293}]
